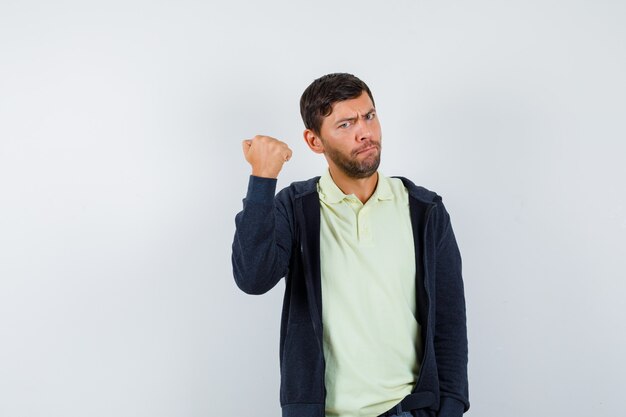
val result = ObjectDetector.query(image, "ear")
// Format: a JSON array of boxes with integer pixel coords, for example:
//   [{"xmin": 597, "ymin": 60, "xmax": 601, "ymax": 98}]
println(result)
[{"xmin": 303, "ymin": 129, "xmax": 325, "ymax": 154}]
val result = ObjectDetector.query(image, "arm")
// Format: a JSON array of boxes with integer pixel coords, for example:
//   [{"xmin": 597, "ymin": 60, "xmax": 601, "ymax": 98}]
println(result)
[
  {"xmin": 434, "ymin": 203, "xmax": 469, "ymax": 417},
  {"xmin": 231, "ymin": 175, "xmax": 293, "ymax": 294},
  {"xmin": 231, "ymin": 135, "xmax": 294, "ymax": 295}
]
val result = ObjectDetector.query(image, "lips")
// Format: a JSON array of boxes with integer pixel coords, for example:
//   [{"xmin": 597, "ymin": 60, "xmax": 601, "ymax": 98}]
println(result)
[{"xmin": 354, "ymin": 144, "xmax": 379, "ymax": 155}]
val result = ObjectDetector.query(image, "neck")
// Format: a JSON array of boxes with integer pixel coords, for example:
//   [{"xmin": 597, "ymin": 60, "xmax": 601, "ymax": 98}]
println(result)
[{"xmin": 328, "ymin": 167, "xmax": 378, "ymax": 204}]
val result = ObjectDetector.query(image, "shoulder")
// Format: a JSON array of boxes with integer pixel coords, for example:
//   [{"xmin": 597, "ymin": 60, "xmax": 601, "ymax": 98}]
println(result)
[
  {"xmin": 391, "ymin": 176, "xmax": 453, "ymax": 239},
  {"xmin": 275, "ymin": 176, "xmax": 321, "ymax": 202},
  {"xmin": 389, "ymin": 177, "xmax": 459, "ymax": 252},
  {"xmin": 391, "ymin": 175, "xmax": 443, "ymax": 205}
]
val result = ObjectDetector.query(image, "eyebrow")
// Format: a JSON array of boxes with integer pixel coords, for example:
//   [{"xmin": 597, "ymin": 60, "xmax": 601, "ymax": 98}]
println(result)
[{"xmin": 335, "ymin": 108, "xmax": 376, "ymax": 124}]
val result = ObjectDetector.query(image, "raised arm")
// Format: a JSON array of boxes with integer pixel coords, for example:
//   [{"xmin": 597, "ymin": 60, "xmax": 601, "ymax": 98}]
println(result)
[{"xmin": 232, "ymin": 136, "xmax": 294, "ymax": 295}]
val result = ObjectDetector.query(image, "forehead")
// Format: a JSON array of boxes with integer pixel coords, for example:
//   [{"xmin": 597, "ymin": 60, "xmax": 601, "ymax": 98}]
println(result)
[{"xmin": 327, "ymin": 92, "xmax": 374, "ymax": 120}]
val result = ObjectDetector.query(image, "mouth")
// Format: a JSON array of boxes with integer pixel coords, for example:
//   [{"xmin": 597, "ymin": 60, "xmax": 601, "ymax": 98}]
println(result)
[{"xmin": 355, "ymin": 144, "xmax": 378, "ymax": 156}]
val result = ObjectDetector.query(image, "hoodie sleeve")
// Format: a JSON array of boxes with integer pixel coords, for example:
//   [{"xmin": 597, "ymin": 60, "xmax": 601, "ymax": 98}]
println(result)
[
  {"xmin": 433, "ymin": 201, "xmax": 470, "ymax": 416},
  {"xmin": 231, "ymin": 175, "xmax": 293, "ymax": 295}
]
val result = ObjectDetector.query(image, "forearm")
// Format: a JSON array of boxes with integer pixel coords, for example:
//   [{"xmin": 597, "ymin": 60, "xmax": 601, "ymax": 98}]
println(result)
[{"xmin": 232, "ymin": 176, "xmax": 292, "ymax": 295}]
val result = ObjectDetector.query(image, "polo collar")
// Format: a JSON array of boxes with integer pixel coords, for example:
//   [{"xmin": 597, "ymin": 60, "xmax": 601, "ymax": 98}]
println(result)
[{"xmin": 317, "ymin": 169, "xmax": 394, "ymax": 204}]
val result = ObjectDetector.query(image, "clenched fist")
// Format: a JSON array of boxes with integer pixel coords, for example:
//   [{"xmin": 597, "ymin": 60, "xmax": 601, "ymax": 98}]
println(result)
[{"xmin": 242, "ymin": 135, "xmax": 293, "ymax": 179}]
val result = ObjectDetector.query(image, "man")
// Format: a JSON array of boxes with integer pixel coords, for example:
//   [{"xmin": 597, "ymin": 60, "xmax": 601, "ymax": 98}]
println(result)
[{"xmin": 232, "ymin": 73, "xmax": 469, "ymax": 417}]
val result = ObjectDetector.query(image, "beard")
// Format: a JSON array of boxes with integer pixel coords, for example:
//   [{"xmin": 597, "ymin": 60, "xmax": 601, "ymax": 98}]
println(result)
[{"xmin": 322, "ymin": 139, "xmax": 382, "ymax": 179}]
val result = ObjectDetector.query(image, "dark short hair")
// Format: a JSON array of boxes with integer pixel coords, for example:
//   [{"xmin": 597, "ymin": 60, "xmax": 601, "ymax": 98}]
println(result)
[{"xmin": 299, "ymin": 73, "xmax": 375, "ymax": 135}]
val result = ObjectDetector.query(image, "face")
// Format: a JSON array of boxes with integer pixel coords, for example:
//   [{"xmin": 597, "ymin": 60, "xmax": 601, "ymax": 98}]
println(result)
[{"xmin": 313, "ymin": 92, "xmax": 382, "ymax": 179}]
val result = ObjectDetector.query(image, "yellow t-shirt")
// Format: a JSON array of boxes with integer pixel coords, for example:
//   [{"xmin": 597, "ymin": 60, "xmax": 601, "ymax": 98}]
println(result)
[{"xmin": 318, "ymin": 170, "xmax": 422, "ymax": 417}]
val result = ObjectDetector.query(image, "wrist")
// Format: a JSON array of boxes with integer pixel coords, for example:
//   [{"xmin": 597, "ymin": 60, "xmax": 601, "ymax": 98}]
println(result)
[{"xmin": 251, "ymin": 169, "xmax": 279, "ymax": 179}]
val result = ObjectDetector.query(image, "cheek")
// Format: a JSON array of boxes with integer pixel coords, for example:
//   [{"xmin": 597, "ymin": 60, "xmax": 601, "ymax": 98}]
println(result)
[
  {"xmin": 325, "ymin": 138, "xmax": 350, "ymax": 156},
  {"xmin": 373, "ymin": 120, "xmax": 382, "ymax": 135}
]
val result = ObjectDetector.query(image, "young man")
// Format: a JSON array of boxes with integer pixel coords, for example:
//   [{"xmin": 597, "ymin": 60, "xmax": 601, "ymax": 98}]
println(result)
[{"xmin": 232, "ymin": 73, "xmax": 469, "ymax": 417}]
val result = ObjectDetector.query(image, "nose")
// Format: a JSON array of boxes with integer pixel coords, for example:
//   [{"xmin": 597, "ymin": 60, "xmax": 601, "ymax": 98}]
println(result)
[{"xmin": 355, "ymin": 117, "xmax": 372, "ymax": 142}]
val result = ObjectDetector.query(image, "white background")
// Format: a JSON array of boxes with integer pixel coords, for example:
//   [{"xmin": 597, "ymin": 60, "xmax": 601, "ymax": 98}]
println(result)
[{"xmin": 1, "ymin": 1, "xmax": 625, "ymax": 416}]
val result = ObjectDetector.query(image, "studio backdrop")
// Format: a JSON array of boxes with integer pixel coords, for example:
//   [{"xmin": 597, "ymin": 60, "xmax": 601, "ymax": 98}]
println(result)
[{"xmin": 1, "ymin": 1, "xmax": 624, "ymax": 416}]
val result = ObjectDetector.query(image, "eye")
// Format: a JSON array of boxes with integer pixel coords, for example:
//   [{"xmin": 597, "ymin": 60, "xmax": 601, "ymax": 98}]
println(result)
[
  {"xmin": 338, "ymin": 121, "xmax": 351, "ymax": 129},
  {"xmin": 366, "ymin": 112, "xmax": 376, "ymax": 120}
]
